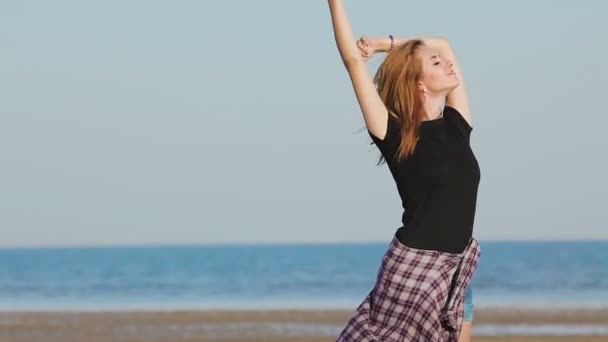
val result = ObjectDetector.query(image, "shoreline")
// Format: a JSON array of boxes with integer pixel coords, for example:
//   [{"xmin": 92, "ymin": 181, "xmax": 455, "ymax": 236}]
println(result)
[
  {"xmin": 1, "ymin": 308, "xmax": 608, "ymax": 342},
  {"xmin": 3, "ymin": 307, "xmax": 608, "ymax": 324}
]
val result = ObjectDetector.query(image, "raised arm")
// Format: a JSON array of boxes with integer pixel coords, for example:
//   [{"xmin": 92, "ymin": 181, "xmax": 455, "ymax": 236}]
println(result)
[
  {"xmin": 360, "ymin": 35, "xmax": 472, "ymax": 127},
  {"xmin": 327, "ymin": 0, "xmax": 389, "ymax": 139},
  {"xmin": 428, "ymin": 39, "xmax": 471, "ymax": 126}
]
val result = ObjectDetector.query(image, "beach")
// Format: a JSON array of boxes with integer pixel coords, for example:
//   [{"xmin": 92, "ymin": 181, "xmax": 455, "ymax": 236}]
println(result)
[
  {"xmin": 2, "ymin": 308, "xmax": 608, "ymax": 342},
  {"xmin": 2, "ymin": 241, "xmax": 606, "ymax": 341}
]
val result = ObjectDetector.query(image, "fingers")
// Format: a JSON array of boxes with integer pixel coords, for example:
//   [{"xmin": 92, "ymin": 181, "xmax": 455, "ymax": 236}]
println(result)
[
  {"xmin": 356, "ymin": 40, "xmax": 366, "ymax": 53},
  {"xmin": 356, "ymin": 36, "xmax": 372, "ymax": 61}
]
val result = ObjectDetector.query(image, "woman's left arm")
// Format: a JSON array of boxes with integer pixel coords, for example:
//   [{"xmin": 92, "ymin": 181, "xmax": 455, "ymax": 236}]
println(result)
[{"xmin": 431, "ymin": 38, "xmax": 472, "ymax": 127}]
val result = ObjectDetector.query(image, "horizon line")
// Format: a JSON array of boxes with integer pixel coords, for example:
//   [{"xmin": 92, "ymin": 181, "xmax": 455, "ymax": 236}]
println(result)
[{"xmin": 1, "ymin": 238, "xmax": 607, "ymax": 250}]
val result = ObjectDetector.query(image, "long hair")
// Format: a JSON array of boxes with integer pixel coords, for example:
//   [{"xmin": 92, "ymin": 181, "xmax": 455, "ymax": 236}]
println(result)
[{"xmin": 374, "ymin": 39, "xmax": 426, "ymax": 161}]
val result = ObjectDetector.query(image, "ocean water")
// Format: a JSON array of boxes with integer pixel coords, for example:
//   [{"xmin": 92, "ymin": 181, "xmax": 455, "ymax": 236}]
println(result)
[{"xmin": 0, "ymin": 240, "xmax": 607, "ymax": 311}]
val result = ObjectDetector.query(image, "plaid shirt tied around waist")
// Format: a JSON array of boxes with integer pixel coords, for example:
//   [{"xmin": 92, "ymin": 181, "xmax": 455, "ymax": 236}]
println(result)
[{"xmin": 337, "ymin": 236, "xmax": 481, "ymax": 342}]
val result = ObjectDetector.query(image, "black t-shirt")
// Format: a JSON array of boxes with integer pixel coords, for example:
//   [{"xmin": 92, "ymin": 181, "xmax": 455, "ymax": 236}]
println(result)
[{"xmin": 369, "ymin": 106, "xmax": 481, "ymax": 253}]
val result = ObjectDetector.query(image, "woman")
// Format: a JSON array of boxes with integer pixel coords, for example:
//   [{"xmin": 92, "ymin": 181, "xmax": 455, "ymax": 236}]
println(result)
[
  {"xmin": 327, "ymin": 1, "xmax": 481, "ymax": 341},
  {"xmin": 357, "ymin": 33, "xmax": 477, "ymax": 342}
]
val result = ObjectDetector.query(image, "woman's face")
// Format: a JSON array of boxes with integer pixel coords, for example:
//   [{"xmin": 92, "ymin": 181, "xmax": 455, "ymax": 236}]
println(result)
[{"xmin": 417, "ymin": 45, "xmax": 459, "ymax": 95}]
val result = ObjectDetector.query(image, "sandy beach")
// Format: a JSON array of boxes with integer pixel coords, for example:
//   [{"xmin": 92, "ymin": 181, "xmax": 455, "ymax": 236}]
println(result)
[{"xmin": 1, "ymin": 308, "xmax": 607, "ymax": 342}]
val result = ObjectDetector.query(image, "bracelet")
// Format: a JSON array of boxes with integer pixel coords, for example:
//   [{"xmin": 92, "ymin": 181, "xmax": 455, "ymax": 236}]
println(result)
[{"xmin": 388, "ymin": 35, "xmax": 395, "ymax": 51}]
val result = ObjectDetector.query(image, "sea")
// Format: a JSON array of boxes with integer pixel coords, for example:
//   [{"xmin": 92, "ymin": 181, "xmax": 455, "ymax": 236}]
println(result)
[{"xmin": 1, "ymin": 240, "xmax": 606, "ymax": 311}]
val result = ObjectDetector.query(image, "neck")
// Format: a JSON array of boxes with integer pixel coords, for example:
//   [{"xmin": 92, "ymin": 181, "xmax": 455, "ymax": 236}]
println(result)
[{"xmin": 423, "ymin": 95, "xmax": 446, "ymax": 121}]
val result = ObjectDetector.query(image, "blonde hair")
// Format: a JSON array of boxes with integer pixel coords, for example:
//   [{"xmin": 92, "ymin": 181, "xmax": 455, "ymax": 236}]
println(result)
[{"xmin": 374, "ymin": 39, "xmax": 426, "ymax": 161}]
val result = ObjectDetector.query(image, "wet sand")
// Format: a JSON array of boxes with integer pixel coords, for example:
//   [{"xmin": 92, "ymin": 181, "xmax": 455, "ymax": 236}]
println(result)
[{"xmin": 1, "ymin": 308, "xmax": 607, "ymax": 342}]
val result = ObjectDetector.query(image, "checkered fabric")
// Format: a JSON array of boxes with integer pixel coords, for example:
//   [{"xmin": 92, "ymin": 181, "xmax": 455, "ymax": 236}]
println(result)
[{"xmin": 336, "ymin": 236, "xmax": 481, "ymax": 342}]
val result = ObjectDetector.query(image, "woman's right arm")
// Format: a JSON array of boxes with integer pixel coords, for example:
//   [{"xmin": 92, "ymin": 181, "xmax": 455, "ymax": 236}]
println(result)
[{"xmin": 328, "ymin": 0, "xmax": 389, "ymax": 140}]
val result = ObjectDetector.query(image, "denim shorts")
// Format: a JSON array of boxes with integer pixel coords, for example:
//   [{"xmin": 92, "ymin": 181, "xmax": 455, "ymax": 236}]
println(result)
[{"xmin": 463, "ymin": 286, "xmax": 474, "ymax": 321}]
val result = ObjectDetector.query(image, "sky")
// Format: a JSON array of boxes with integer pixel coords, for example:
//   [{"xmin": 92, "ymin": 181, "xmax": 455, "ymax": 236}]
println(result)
[{"xmin": 1, "ymin": 0, "xmax": 606, "ymax": 247}]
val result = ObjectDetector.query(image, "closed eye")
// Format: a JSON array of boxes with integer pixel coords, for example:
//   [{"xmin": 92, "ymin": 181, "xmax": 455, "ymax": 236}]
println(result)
[{"xmin": 431, "ymin": 54, "xmax": 441, "ymax": 66}]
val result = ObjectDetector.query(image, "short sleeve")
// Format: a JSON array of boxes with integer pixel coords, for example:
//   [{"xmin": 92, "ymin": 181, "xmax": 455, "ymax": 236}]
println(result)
[
  {"xmin": 368, "ymin": 113, "xmax": 401, "ymax": 160},
  {"xmin": 444, "ymin": 106, "xmax": 472, "ymax": 137},
  {"xmin": 368, "ymin": 113, "xmax": 399, "ymax": 143}
]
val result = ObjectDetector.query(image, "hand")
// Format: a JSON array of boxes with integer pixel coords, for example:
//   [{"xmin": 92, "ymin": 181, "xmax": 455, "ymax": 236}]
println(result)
[{"xmin": 356, "ymin": 36, "xmax": 379, "ymax": 62}]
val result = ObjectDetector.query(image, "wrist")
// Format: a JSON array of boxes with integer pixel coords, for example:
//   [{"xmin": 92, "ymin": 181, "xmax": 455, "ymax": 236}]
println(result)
[
  {"xmin": 375, "ymin": 36, "xmax": 399, "ymax": 53},
  {"xmin": 371, "ymin": 36, "xmax": 390, "ymax": 53}
]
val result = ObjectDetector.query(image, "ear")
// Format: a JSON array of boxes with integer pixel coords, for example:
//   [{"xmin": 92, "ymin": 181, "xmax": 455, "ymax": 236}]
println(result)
[
  {"xmin": 417, "ymin": 81, "xmax": 427, "ymax": 94},
  {"xmin": 417, "ymin": 84, "xmax": 427, "ymax": 104}
]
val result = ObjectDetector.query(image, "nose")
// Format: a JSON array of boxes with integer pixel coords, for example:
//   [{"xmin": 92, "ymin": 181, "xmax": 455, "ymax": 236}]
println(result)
[{"xmin": 445, "ymin": 60, "xmax": 454, "ymax": 73}]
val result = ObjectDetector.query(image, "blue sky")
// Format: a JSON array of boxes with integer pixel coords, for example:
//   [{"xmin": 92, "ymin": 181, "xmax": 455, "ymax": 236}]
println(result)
[{"xmin": 1, "ymin": 1, "xmax": 606, "ymax": 246}]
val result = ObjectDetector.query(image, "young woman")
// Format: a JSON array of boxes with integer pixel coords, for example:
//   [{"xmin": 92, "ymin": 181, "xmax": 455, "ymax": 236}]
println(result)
[{"xmin": 327, "ymin": 1, "xmax": 481, "ymax": 341}]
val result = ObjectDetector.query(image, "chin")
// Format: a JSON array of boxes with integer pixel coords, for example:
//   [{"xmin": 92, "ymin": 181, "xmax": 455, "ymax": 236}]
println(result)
[{"xmin": 449, "ymin": 79, "xmax": 460, "ymax": 91}]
